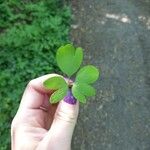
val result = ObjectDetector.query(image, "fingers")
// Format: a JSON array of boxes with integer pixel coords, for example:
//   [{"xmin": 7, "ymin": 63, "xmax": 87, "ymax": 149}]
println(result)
[
  {"xmin": 17, "ymin": 74, "xmax": 79, "ymax": 150},
  {"xmin": 19, "ymin": 74, "xmax": 61, "ymax": 110},
  {"xmin": 37, "ymin": 100, "xmax": 79, "ymax": 150}
]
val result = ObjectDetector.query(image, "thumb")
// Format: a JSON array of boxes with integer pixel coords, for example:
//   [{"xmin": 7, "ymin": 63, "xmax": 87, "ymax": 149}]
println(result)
[
  {"xmin": 51, "ymin": 100, "xmax": 79, "ymax": 140},
  {"xmin": 38, "ymin": 99, "xmax": 79, "ymax": 150}
]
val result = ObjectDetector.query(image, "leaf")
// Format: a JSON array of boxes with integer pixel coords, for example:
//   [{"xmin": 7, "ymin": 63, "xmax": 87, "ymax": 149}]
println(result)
[
  {"xmin": 72, "ymin": 82, "xmax": 96, "ymax": 103},
  {"xmin": 43, "ymin": 76, "xmax": 67, "ymax": 90},
  {"xmin": 43, "ymin": 76, "xmax": 68, "ymax": 103},
  {"xmin": 50, "ymin": 86, "xmax": 68, "ymax": 103},
  {"xmin": 72, "ymin": 83, "xmax": 86, "ymax": 103},
  {"xmin": 76, "ymin": 65, "xmax": 99, "ymax": 84},
  {"xmin": 56, "ymin": 44, "xmax": 83, "ymax": 77},
  {"xmin": 72, "ymin": 65, "xmax": 99, "ymax": 103},
  {"xmin": 78, "ymin": 83, "xmax": 96, "ymax": 96}
]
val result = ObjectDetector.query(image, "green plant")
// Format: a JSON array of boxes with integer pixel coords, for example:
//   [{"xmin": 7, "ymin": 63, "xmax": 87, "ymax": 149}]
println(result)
[
  {"xmin": 43, "ymin": 44, "xmax": 100, "ymax": 103},
  {"xmin": 0, "ymin": 1, "xmax": 71, "ymax": 149}
]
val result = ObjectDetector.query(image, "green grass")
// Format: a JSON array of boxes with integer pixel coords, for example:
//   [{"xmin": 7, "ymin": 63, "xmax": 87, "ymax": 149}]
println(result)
[{"xmin": 0, "ymin": 0, "xmax": 71, "ymax": 149}]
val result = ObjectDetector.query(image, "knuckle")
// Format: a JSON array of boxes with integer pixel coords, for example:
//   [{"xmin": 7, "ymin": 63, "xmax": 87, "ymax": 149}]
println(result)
[
  {"xmin": 27, "ymin": 79, "xmax": 35, "ymax": 88},
  {"xmin": 55, "ymin": 110, "xmax": 77, "ymax": 124}
]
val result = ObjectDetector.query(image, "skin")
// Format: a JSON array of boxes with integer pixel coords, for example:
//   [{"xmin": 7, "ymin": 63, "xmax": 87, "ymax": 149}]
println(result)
[{"xmin": 11, "ymin": 74, "xmax": 79, "ymax": 150}]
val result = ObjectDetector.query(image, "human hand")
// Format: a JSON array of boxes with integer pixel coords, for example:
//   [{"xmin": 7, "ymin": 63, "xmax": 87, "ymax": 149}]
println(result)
[{"xmin": 11, "ymin": 74, "xmax": 79, "ymax": 150}]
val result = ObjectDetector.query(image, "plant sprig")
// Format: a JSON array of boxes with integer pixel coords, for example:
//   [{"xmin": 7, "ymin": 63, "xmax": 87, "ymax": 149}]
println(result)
[{"xmin": 43, "ymin": 44, "xmax": 100, "ymax": 103}]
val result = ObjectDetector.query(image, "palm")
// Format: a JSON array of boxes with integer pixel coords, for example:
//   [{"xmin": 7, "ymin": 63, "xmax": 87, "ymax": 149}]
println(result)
[{"xmin": 17, "ymin": 93, "xmax": 58, "ymax": 149}]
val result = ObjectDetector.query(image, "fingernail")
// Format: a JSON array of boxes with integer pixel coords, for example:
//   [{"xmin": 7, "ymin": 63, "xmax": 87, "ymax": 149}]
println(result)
[{"xmin": 64, "ymin": 89, "xmax": 77, "ymax": 105}]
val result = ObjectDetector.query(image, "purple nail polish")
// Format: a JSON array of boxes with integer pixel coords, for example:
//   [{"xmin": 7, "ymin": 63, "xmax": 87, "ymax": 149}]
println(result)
[{"xmin": 64, "ymin": 89, "xmax": 76, "ymax": 105}]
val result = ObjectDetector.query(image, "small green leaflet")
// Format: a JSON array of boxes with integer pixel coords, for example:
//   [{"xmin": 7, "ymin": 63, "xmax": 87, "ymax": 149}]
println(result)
[
  {"xmin": 72, "ymin": 65, "xmax": 99, "ymax": 103},
  {"xmin": 72, "ymin": 83, "xmax": 86, "ymax": 103},
  {"xmin": 56, "ymin": 44, "xmax": 83, "ymax": 77},
  {"xmin": 43, "ymin": 76, "xmax": 68, "ymax": 103},
  {"xmin": 50, "ymin": 86, "xmax": 68, "ymax": 103},
  {"xmin": 76, "ymin": 65, "xmax": 99, "ymax": 84}
]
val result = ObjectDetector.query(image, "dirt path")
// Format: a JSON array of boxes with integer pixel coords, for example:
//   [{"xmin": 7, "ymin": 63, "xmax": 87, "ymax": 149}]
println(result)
[{"xmin": 71, "ymin": 0, "xmax": 150, "ymax": 149}]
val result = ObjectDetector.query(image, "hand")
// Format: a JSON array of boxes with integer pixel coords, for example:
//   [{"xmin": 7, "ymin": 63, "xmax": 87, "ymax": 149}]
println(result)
[{"xmin": 11, "ymin": 74, "xmax": 79, "ymax": 150}]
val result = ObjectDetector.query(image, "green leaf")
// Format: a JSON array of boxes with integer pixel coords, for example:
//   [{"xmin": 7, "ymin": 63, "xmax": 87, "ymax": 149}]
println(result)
[
  {"xmin": 56, "ymin": 44, "xmax": 83, "ymax": 77},
  {"xmin": 43, "ymin": 76, "xmax": 67, "ymax": 90},
  {"xmin": 72, "ymin": 83, "xmax": 86, "ymax": 103},
  {"xmin": 76, "ymin": 65, "xmax": 99, "ymax": 84},
  {"xmin": 78, "ymin": 83, "xmax": 96, "ymax": 96},
  {"xmin": 43, "ymin": 76, "xmax": 68, "ymax": 103},
  {"xmin": 50, "ymin": 86, "xmax": 68, "ymax": 103},
  {"xmin": 72, "ymin": 65, "xmax": 99, "ymax": 103},
  {"xmin": 72, "ymin": 82, "xmax": 96, "ymax": 103}
]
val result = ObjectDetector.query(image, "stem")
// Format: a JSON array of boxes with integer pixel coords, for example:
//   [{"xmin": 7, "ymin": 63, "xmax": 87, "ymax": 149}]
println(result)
[
  {"xmin": 68, "ymin": 79, "xmax": 73, "ymax": 88},
  {"xmin": 65, "ymin": 76, "xmax": 73, "ymax": 88}
]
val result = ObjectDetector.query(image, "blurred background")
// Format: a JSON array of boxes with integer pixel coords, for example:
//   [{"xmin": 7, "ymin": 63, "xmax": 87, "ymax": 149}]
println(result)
[{"xmin": 0, "ymin": 0, "xmax": 150, "ymax": 150}]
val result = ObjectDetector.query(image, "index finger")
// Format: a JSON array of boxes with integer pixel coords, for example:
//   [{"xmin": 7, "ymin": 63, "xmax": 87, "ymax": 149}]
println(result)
[{"xmin": 19, "ymin": 74, "xmax": 62, "ymax": 110}]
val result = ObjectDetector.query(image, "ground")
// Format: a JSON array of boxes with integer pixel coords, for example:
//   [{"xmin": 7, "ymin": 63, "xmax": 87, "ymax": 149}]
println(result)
[{"xmin": 71, "ymin": 0, "xmax": 150, "ymax": 149}]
